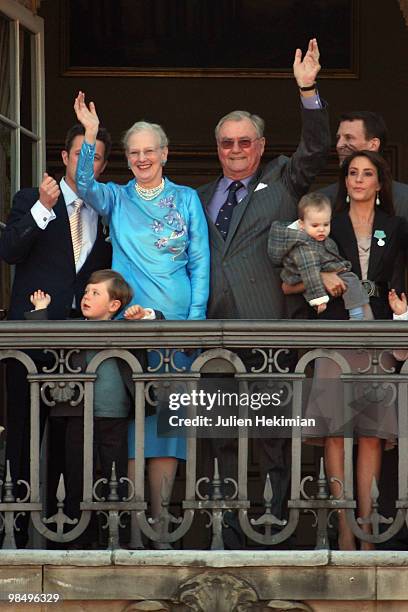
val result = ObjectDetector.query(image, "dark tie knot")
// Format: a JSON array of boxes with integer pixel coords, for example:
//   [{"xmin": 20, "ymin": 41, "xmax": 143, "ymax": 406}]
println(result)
[
  {"xmin": 215, "ymin": 181, "xmax": 244, "ymax": 239},
  {"xmin": 229, "ymin": 181, "xmax": 243, "ymax": 194}
]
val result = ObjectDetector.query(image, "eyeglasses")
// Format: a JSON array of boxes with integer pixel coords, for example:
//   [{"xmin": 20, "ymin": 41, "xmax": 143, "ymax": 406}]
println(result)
[
  {"xmin": 128, "ymin": 147, "xmax": 162, "ymax": 159},
  {"xmin": 218, "ymin": 137, "xmax": 261, "ymax": 150}
]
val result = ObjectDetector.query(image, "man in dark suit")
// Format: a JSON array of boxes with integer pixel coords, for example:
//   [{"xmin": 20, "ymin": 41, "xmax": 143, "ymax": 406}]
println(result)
[
  {"xmin": 0, "ymin": 124, "xmax": 112, "ymax": 319},
  {"xmin": 197, "ymin": 40, "xmax": 330, "ymax": 321},
  {"xmin": 196, "ymin": 40, "xmax": 331, "ymax": 544},
  {"xmin": 322, "ymin": 111, "xmax": 408, "ymax": 221},
  {"xmin": 0, "ymin": 124, "xmax": 112, "ymax": 545}
]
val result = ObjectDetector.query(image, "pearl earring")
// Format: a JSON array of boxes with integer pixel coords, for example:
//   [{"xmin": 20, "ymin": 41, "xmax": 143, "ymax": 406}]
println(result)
[
  {"xmin": 346, "ymin": 194, "xmax": 350, "ymax": 203},
  {"xmin": 376, "ymin": 192, "xmax": 380, "ymax": 206}
]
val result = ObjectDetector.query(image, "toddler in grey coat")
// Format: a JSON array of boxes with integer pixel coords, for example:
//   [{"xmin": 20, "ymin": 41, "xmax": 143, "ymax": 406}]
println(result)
[{"xmin": 268, "ymin": 192, "xmax": 368, "ymax": 318}]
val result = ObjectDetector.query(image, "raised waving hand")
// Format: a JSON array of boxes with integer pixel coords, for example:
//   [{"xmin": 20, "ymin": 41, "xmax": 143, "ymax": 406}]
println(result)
[
  {"xmin": 74, "ymin": 91, "xmax": 99, "ymax": 143},
  {"xmin": 293, "ymin": 38, "xmax": 321, "ymax": 88}
]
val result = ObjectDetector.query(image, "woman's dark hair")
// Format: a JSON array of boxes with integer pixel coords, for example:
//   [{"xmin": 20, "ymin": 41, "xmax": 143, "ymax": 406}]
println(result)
[{"xmin": 335, "ymin": 150, "xmax": 394, "ymax": 216}]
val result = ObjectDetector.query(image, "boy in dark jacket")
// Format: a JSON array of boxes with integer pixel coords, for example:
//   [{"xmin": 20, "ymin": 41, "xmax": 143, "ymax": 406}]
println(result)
[{"xmin": 29, "ymin": 269, "xmax": 160, "ymax": 546}]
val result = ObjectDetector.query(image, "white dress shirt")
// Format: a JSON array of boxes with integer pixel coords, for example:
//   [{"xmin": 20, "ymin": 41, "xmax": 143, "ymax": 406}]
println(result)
[{"xmin": 30, "ymin": 177, "xmax": 98, "ymax": 273}]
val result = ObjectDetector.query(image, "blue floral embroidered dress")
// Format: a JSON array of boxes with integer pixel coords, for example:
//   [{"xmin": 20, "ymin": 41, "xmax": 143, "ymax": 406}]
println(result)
[
  {"xmin": 76, "ymin": 142, "xmax": 209, "ymax": 320},
  {"xmin": 76, "ymin": 142, "xmax": 210, "ymax": 458}
]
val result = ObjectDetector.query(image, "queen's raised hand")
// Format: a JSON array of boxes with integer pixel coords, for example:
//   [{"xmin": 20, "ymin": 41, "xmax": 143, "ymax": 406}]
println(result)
[{"xmin": 74, "ymin": 91, "xmax": 99, "ymax": 141}]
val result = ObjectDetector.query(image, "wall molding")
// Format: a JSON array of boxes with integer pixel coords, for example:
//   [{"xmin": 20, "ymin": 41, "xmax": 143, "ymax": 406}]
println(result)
[
  {"xmin": 14, "ymin": 0, "xmax": 41, "ymax": 13},
  {"xmin": 59, "ymin": 0, "xmax": 360, "ymax": 79}
]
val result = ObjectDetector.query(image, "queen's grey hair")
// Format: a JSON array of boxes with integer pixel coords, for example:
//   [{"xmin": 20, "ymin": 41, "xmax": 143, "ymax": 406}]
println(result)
[
  {"xmin": 122, "ymin": 121, "xmax": 169, "ymax": 150},
  {"xmin": 215, "ymin": 110, "xmax": 265, "ymax": 140}
]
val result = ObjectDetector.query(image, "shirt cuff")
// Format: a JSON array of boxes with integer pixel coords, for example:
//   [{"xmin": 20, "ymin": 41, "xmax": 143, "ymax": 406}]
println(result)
[
  {"xmin": 31, "ymin": 200, "xmax": 56, "ymax": 229},
  {"xmin": 142, "ymin": 308, "xmax": 156, "ymax": 320},
  {"xmin": 393, "ymin": 310, "xmax": 408, "ymax": 320},
  {"xmin": 309, "ymin": 295, "xmax": 330, "ymax": 306},
  {"xmin": 301, "ymin": 93, "xmax": 322, "ymax": 110}
]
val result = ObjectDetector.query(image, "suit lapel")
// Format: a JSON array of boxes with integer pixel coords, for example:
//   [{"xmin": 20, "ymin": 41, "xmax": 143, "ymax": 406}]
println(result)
[
  {"xmin": 332, "ymin": 211, "xmax": 362, "ymax": 277},
  {"xmin": 199, "ymin": 168, "xmax": 263, "ymax": 253},
  {"xmin": 199, "ymin": 177, "xmax": 227, "ymax": 252},
  {"xmin": 367, "ymin": 209, "xmax": 390, "ymax": 280},
  {"xmin": 54, "ymin": 194, "xmax": 75, "ymax": 265},
  {"xmin": 54, "ymin": 193, "xmax": 69, "ymax": 224},
  {"xmin": 224, "ymin": 170, "xmax": 262, "ymax": 251},
  {"xmin": 199, "ymin": 180, "xmax": 218, "ymax": 211},
  {"xmin": 90, "ymin": 217, "xmax": 106, "ymax": 254},
  {"xmin": 333, "ymin": 209, "xmax": 392, "ymax": 281}
]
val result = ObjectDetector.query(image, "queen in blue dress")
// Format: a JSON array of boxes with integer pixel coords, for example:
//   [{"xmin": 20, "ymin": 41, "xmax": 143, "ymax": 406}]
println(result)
[{"xmin": 74, "ymin": 92, "xmax": 210, "ymax": 535}]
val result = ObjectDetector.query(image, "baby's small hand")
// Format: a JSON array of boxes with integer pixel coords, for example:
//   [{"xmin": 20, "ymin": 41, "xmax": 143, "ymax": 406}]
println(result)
[
  {"xmin": 30, "ymin": 290, "xmax": 51, "ymax": 310},
  {"xmin": 315, "ymin": 303, "xmax": 327, "ymax": 314},
  {"xmin": 124, "ymin": 304, "xmax": 147, "ymax": 320},
  {"xmin": 388, "ymin": 289, "xmax": 407, "ymax": 316}
]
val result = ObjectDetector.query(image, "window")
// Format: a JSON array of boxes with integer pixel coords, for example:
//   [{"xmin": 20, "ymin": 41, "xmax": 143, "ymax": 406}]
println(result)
[{"xmin": 0, "ymin": 0, "xmax": 45, "ymax": 311}]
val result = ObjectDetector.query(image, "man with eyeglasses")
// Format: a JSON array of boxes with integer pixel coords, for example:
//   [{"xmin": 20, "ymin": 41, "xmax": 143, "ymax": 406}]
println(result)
[
  {"xmin": 198, "ymin": 39, "xmax": 330, "ymax": 321},
  {"xmin": 197, "ymin": 39, "xmax": 330, "ymax": 547}
]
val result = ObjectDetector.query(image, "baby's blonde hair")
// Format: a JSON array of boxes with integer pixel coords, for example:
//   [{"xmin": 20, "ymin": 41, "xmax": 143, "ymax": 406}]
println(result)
[{"xmin": 298, "ymin": 192, "xmax": 331, "ymax": 220}]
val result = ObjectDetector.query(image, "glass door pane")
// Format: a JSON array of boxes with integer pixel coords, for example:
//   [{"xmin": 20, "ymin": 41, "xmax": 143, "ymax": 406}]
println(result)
[
  {"xmin": 20, "ymin": 27, "xmax": 33, "ymax": 131},
  {"xmin": 0, "ymin": 14, "xmax": 11, "ymax": 120},
  {"xmin": 0, "ymin": 122, "xmax": 11, "ymax": 220},
  {"xmin": 0, "ymin": 122, "xmax": 12, "ymax": 313},
  {"xmin": 21, "ymin": 131, "xmax": 34, "ymax": 188}
]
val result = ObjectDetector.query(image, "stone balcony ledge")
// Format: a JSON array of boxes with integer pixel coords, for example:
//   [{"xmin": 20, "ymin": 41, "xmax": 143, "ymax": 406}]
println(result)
[
  {"xmin": 2, "ymin": 550, "xmax": 408, "ymax": 609},
  {"xmin": 2, "ymin": 549, "xmax": 408, "ymax": 566}
]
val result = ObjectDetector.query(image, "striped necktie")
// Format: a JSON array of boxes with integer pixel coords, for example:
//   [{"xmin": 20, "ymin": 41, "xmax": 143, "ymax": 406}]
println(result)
[
  {"xmin": 215, "ymin": 181, "xmax": 243, "ymax": 239},
  {"xmin": 69, "ymin": 199, "xmax": 83, "ymax": 264}
]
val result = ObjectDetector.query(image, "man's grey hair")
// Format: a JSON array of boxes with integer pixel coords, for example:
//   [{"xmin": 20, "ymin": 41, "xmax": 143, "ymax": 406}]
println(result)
[
  {"xmin": 215, "ymin": 110, "xmax": 265, "ymax": 140},
  {"xmin": 122, "ymin": 121, "xmax": 169, "ymax": 150}
]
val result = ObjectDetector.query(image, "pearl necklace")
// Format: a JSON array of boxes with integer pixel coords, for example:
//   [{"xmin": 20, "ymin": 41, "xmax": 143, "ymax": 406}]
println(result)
[{"xmin": 135, "ymin": 178, "xmax": 165, "ymax": 201}]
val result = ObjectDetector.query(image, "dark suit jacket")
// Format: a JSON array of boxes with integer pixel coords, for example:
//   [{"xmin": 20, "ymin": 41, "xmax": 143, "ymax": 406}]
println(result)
[
  {"xmin": 322, "ymin": 180, "xmax": 408, "ymax": 223},
  {"xmin": 0, "ymin": 188, "xmax": 112, "ymax": 320},
  {"xmin": 322, "ymin": 209, "xmax": 407, "ymax": 320},
  {"xmin": 197, "ymin": 104, "xmax": 331, "ymax": 320}
]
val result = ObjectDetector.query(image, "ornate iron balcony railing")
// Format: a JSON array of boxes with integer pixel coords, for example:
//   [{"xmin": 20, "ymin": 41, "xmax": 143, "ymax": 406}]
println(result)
[{"xmin": 0, "ymin": 320, "xmax": 407, "ymax": 550}]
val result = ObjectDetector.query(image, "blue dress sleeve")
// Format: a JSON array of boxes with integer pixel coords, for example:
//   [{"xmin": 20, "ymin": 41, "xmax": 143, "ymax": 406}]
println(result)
[
  {"xmin": 76, "ymin": 141, "xmax": 116, "ymax": 218},
  {"xmin": 185, "ymin": 190, "xmax": 210, "ymax": 320}
]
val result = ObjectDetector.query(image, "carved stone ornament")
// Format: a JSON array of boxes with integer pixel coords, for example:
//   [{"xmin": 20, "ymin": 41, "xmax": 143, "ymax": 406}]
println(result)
[
  {"xmin": 265, "ymin": 602, "xmax": 314, "ymax": 611},
  {"xmin": 123, "ymin": 596, "xmax": 313, "ymax": 612},
  {"xmin": 177, "ymin": 571, "xmax": 258, "ymax": 611},
  {"xmin": 399, "ymin": 0, "xmax": 408, "ymax": 26},
  {"xmin": 123, "ymin": 602, "xmax": 170, "ymax": 612}
]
